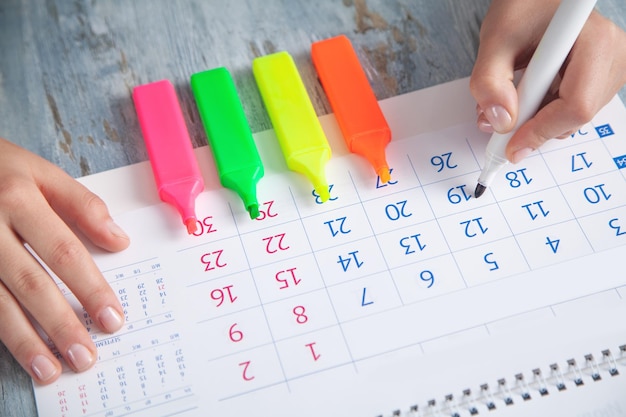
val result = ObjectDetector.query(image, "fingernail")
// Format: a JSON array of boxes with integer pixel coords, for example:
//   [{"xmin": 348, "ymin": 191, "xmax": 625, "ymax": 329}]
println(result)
[
  {"xmin": 107, "ymin": 219, "xmax": 129, "ymax": 240},
  {"xmin": 477, "ymin": 114, "xmax": 494, "ymax": 133},
  {"xmin": 511, "ymin": 147, "xmax": 534, "ymax": 164},
  {"xmin": 485, "ymin": 105, "xmax": 512, "ymax": 132},
  {"xmin": 67, "ymin": 344, "xmax": 94, "ymax": 372},
  {"xmin": 98, "ymin": 306, "xmax": 124, "ymax": 332},
  {"xmin": 32, "ymin": 355, "xmax": 58, "ymax": 382}
]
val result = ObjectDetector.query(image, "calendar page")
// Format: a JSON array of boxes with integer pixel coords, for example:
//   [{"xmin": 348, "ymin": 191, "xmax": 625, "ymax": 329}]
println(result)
[{"xmin": 34, "ymin": 78, "xmax": 626, "ymax": 417}]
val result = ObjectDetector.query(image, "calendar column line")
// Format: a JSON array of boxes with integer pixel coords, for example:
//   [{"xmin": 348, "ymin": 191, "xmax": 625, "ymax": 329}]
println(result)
[
  {"xmin": 455, "ymin": 135, "xmax": 532, "ymax": 284},
  {"xmin": 346, "ymin": 170, "xmax": 405, "ymax": 304},
  {"xmin": 227, "ymin": 202, "xmax": 292, "ymax": 392},
  {"xmin": 406, "ymin": 154, "xmax": 469, "ymax": 288},
  {"xmin": 488, "ymin": 190, "xmax": 533, "ymax": 271},
  {"xmin": 286, "ymin": 186, "xmax": 358, "ymax": 370},
  {"xmin": 535, "ymin": 141, "xmax": 596, "ymax": 253}
]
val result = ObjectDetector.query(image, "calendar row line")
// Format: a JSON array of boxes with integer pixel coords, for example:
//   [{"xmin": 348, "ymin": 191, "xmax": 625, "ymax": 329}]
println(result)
[
  {"xmin": 151, "ymin": 121, "xmax": 620, "ymax": 247},
  {"xmin": 176, "ymin": 204, "xmax": 626, "ymax": 291},
  {"xmin": 183, "ymin": 222, "xmax": 603, "ymax": 331}
]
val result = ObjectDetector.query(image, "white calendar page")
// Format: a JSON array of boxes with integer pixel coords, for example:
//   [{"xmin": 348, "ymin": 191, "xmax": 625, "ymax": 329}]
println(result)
[{"xmin": 34, "ymin": 78, "xmax": 626, "ymax": 417}]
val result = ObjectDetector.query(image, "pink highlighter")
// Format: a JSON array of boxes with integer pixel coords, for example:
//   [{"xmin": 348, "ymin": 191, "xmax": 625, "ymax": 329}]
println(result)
[{"xmin": 132, "ymin": 79, "xmax": 204, "ymax": 234}]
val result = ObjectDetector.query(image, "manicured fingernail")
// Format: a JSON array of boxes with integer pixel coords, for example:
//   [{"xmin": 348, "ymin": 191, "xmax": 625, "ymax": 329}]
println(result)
[
  {"xmin": 485, "ymin": 105, "xmax": 512, "ymax": 132},
  {"xmin": 477, "ymin": 114, "xmax": 494, "ymax": 133},
  {"xmin": 511, "ymin": 147, "xmax": 534, "ymax": 164},
  {"xmin": 98, "ymin": 306, "xmax": 124, "ymax": 332},
  {"xmin": 32, "ymin": 355, "xmax": 58, "ymax": 382},
  {"xmin": 67, "ymin": 344, "xmax": 94, "ymax": 372},
  {"xmin": 107, "ymin": 219, "xmax": 129, "ymax": 240}
]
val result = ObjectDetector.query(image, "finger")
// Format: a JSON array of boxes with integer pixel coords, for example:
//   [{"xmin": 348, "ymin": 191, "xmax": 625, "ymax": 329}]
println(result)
[
  {"xmin": 506, "ymin": 98, "xmax": 592, "ymax": 163},
  {"xmin": 506, "ymin": 13, "xmax": 622, "ymax": 163},
  {"xmin": 470, "ymin": 36, "xmax": 518, "ymax": 133},
  {"xmin": 477, "ymin": 111, "xmax": 494, "ymax": 133},
  {"xmin": 36, "ymin": 165, "xmax": 129, "ymax": 253},
  {"xmin": 469, "ymin": 0, "xmax": 535, "ymax": 133},
  {"xmin": 0, "ymin": 226, "xmax": 97, "ymax": 374},
  {"xmin": 0, "ymin": 280, "xmax": 62, "ymax": 384},
  {"xmin": 6, "ymin": 183, "xmax": 124, "ymax": 335}
]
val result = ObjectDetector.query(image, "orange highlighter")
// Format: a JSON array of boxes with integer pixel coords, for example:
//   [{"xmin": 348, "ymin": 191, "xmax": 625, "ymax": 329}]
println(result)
[
  {"xmin": 312, "ymin": 35, "xmax": 392, "ymax": 183},
  {"xmin": 133, "ymin": 80, "xmax": 204, "ymax": 234}
]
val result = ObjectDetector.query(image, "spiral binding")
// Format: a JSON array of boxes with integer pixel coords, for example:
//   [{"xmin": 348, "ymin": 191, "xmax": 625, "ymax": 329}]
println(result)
[{"xmin": 376, "ymin": 344, "xmax": 626, "ymax": 417}]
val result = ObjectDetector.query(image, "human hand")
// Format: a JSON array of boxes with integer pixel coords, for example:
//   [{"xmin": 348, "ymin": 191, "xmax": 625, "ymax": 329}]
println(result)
[
  {"xmin": 0, "ymin": 138, "xmax": 129, "ymax": 384},
  {"xmin": 470, "ymin": 0, "xmax": 626, "ymax": 163}
]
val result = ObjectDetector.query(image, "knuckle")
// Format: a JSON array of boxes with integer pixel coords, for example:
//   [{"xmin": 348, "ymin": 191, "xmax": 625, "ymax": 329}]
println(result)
[
  {"xmin": 0, "ymin": 286, "xmax": 16, "ymax": 309},
  {"xmin": 11, "ymin": 267, "xmax": 49, "ymax": 297},
  {"xmin": 12, "ymin": 336, "xmax": 38, "ymax": 358},
  {"xmin": 48, "ymin": 238, "xmax": 86, "ymax": 268},
  {"xmin": 48, "ymin": 315, "xmax": 85, "ymax": 342},
  {"xmin": 568, "ymin": 99, "xmax": 596, "ymax": 126},
  {"xmin": 0, "ymin": 176, "xmax": 31, "ymax": 209},
  {"xmin": 81, "ymin": 190, "xmax": 108, "ymax": 215}
]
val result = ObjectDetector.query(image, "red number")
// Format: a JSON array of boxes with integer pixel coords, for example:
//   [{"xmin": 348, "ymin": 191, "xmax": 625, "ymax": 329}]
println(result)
[
  {"xmin": 210, "ymin": 285, "xmax": 237, "ymax": 307},
  {"xmin": 192, "ymin": 216, "xmax": 218, "ymax": 236},
  {"xmin": 306, "ymin": 342, "xmax": 321, "ymax": 361},
  {"xmin": 293, "ymin": 305, "xmax": 308, "ymax": 324},
  {"xmin": 201, "ymin": 249, "xmax": 227, "ymax": 271},
  {"xmin": 239, "ymin": 361, "xmax": 254, "ymax": 381},
  {"xmin": 275, "ymin": 267, "xmax": 301, "ymax": 289},
  {"xmin": 256, "ymin": 201, "xmax": 278, "ymax": 221},
  {"xmin": 262, "ymin": 233, "xmax": 290, "ymax": 254},
  {"xmin": 228, "ymin": 323, "xmax": 243, "ymax": 342}
]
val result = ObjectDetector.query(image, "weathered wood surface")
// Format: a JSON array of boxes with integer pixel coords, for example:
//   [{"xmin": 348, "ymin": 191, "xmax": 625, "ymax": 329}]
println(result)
[{"xmin": 1, "ymin": 0, "xmax": 625, "ymax": 415}]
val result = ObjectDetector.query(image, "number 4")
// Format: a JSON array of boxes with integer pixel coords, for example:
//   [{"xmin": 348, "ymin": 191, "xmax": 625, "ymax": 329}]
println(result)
[{"xmin": 545, "ymin": 237, "xmax": 560, "ymax": 254}]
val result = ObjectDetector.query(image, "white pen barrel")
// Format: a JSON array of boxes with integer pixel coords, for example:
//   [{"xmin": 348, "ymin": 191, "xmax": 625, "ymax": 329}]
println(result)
[
  {"xmin": 477, "ymin": 0, "xmax": 597, "ymax": 191},
  {"xmin": 514, "ymin": 0, "xmax": 597, "ymax": 128}
]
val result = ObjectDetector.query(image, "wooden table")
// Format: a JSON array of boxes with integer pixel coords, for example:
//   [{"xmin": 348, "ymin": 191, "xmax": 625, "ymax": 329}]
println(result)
[{"xmin": 1, "ymin": 1, "xmax": 625, "ymax": 415}]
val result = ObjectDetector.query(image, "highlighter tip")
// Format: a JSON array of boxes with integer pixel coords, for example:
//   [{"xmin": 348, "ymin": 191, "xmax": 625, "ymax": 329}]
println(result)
[
  {"xmin": 185, "ymin": 218, "xmax": 198, "ymax": 234},
  {"xmin": 248, "ymin": 204, "xmax": 260, "ymax": 219},
  {"xmin": 315, "ymin": 185, "xmax": 331, "ymax": 203},
  {"xmin": 474, "ymin": 183, "xmax": 487, "ymax": 199},
  {"xmin": 378, "ymin": 167, "xmax": 391, "ymax": 184}
]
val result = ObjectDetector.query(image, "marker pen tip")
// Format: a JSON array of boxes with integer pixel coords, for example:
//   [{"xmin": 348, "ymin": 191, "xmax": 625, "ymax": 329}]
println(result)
[
  {"xmin": 474, "ymin": 184, "xmax": 487, "ymax": 199},
  {"xmin": 378, "ymin": 167, "xmax": 391, "ymax": 184},
  {"xmin": 185, "ymin": 218, "xmax": 198, "ymax": 234},
  {"xmin": 247, "ymin": 203, "xmax": 260, "ymax": 220}
]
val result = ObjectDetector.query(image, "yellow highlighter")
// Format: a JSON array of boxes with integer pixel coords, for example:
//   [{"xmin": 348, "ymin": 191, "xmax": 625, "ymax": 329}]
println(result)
[{"xmin": 253, "ymin": 51, "xmax": 331, "ymax": 202}]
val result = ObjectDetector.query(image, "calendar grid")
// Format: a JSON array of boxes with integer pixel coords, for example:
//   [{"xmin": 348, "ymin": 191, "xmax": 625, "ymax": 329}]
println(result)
[
  {"xmin": 286, "ymin": 186, "xmax": 358, "ymax": 368},
  {"xmin": 227, "ymin": 200, "xmax": 293, "ymax": 392},
  {"xmin": 347, "ymin": 169, "xmax": 407, "ymax": 304},
  {"xmin": 405, "ymin": 152, "xmax": 471, "ymax": 289},
  {"xmin": 36, "ymin": 98, "xmax": 626, "ymax": 416}
]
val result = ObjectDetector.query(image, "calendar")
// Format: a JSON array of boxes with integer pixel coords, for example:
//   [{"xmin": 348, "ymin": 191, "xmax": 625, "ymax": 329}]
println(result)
[{"xmin": 34, "ymin": 78, "xmax": 626, "ymax": 417}]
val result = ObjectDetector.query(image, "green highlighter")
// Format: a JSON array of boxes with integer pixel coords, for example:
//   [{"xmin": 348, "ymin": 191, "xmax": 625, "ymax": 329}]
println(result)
[{"xmin": 191, "ymin": 67, "xmax": 264, "ymax": 219}]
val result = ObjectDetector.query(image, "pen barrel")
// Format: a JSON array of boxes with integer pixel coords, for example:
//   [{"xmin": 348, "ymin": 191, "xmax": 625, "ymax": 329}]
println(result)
[
  {"xmin": 514, "ymin": 0, "xmax": 597, "ymax": 129},
  {"xmin": 477, "ymin": 0, "xmax": 596, "ymax": 190},
  {"xmin": 485, "ymin": 130, "xmax": 514, "ymax": 161}
]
